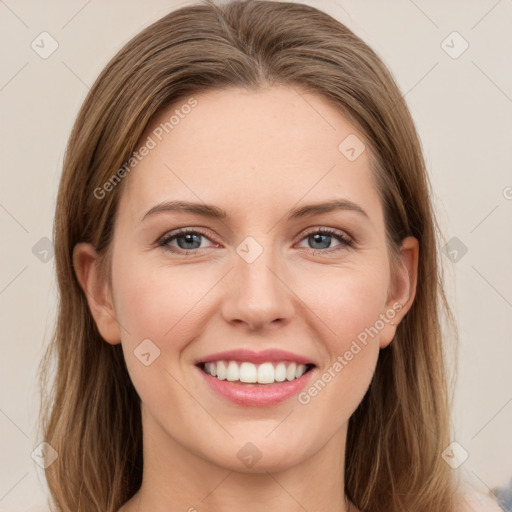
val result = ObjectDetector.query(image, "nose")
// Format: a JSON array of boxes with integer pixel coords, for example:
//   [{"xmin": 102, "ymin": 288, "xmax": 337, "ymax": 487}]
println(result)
[{"xmin": 220, "ymin": 246, "xmax": 295, "ymax": 332}]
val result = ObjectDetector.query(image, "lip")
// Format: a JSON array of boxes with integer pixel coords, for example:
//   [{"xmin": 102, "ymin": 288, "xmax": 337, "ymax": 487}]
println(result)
[
  {"xmin": 195, "ymin": 348, "xmax": 316, "ymax": 366},
  {"xmin": 195, "ymin": 364, "xmax": 316, "ymax": 407}
]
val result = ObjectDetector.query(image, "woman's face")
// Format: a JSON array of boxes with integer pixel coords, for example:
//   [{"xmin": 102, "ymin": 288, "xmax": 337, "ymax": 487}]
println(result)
[{"xmin": 79, "ymin": 85, "xmax": 418, "ymax": 473}]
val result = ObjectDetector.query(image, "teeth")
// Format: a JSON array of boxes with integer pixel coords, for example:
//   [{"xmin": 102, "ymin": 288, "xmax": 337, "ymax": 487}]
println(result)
[
  {"xmin": 226, "ymin": 361, "xmax": 239, "ymax": 381},
  {"xmin": 240, "ymin": 362, "xmax": 257, "ymax": 383},
  {"xmin": 202, "ymin": 360, "xmax": 310, "ymax": 384},
  {"xmin": 274, "ymin": 362, "xmax": 287, "ymax": 382},
  {"xmin": 286, "ymin": 362, "xmax": 297, "ymax": 381},
  {"xmin": 216, "ymin": 361, "xmax": 227, "ymax": 380},
  {"xmin": 257, "ymin": 362, "xmax": 274, "ymax": 384}
]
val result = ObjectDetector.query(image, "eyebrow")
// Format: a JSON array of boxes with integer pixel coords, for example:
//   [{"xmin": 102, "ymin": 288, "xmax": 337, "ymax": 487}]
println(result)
[{"xmin": 141, "ymin": 199, "xmax": 370, "ymax": 223}]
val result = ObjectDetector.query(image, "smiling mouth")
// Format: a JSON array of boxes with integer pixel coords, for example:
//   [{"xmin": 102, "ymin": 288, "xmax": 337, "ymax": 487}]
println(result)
[{"xmin": 197, "ymin": 360, "xmax": 316, "ymax": 385}]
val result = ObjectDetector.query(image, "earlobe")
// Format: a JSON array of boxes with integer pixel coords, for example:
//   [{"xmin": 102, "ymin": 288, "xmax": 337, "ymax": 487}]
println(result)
[
  {"xmin": 379, "ymin": 236, "xmax": 419, "ymax": 349},
  {"xmin": 72, "ymin": 242, "xmax": 122, "ymax": 345}
]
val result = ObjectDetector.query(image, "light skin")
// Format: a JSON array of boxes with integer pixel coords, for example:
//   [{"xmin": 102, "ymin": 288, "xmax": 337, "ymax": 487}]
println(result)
[{"xmin": 74, "ymin": 85, "xmax": 419, "ymax": 512}]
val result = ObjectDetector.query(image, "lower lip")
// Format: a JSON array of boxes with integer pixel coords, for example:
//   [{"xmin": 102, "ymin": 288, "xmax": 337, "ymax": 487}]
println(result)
[{"xmin": 196, "ymin": 365, "xmax": 315, "ymax": 407}]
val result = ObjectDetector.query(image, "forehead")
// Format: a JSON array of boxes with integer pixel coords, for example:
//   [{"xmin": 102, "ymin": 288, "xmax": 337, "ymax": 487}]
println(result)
[{"xmin": 120, "ymin": 85, "xmax": 384, "ymax": 229}]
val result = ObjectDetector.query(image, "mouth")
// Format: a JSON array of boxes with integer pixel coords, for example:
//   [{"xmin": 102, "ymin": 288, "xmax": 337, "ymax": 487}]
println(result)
[
  {"xmin": 194, "ymin": 350, "xmax": 317, "ymax": 406},
  {"xmin": 196, "ymin": 360, "xmax": 316, "ymax": 385}
]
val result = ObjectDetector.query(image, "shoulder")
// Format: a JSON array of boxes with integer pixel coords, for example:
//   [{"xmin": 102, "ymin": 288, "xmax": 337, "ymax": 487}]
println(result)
[{"xmin": 455, "ymin": 489, "xmax": 503, "ymax": 512}]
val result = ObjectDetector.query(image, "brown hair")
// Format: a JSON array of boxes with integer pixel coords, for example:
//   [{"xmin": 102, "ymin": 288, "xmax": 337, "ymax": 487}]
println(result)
[{"xmin": 38, "ymin": 0, "xmax": 459, "ymax": 510}]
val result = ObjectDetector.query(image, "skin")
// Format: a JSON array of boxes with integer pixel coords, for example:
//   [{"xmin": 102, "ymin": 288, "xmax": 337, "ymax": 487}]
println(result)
[{"xmin": 74, "ymin": 85, "xmax": 419, "ymax": 512}]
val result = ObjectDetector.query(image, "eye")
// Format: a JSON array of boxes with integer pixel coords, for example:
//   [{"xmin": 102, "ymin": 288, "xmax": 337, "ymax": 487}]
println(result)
[
  {"xmin": 157, "ymin": 226, "xmax": 354, "ymax": 255},
  {"xmin": 158, "ymin": 228, "xmax": 218, "ymax": 254},
  {"xmin": 296, "ymin": 228, "xmax": 353, "ymax": 253}
]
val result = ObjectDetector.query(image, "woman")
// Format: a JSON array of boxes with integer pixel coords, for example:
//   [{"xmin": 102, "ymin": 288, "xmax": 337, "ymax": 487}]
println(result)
[{"xmin": 37, "ymin": 0, "xmax": 501, "ymax": 510}]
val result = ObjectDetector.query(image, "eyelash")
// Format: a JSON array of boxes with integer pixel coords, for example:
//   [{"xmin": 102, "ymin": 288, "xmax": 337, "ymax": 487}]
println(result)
[{"xmin": 157, "ymin": 227, "xmax": 354, "ymax": 256}]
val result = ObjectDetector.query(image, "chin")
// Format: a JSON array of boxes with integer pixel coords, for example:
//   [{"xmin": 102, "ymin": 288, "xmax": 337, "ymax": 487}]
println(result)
[{"xmin": 205, "ymin": 434, "xmax": 316, "ymax": 474}]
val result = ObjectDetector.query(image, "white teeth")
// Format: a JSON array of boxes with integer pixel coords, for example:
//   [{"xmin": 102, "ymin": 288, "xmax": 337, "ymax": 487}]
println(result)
[
  {"xmin": 257, "ymin": 362, "xmax": 274, "ymax": 384},
  {"xmin": 286, "ymin": 362, "xmax": 297, "ymax": 381},
  {"xmin": 202, "ymin": 360, "xmax": 311, "ymax": 384},
  {"xmin": 295, "ymin": 364, "xmax": 306, "ymax": 378},
  {"xmin": 216, "ymin": 361, "xmax": 227, "ymax": 380},
  {"xmin": 239, "ymin": 362, "xmax": 257, "ymax": 383},
  {"xmin": 274, "ymin": 362, "xmax": 287, "ymax": 382},
  {"xmin": 226, "ymin": 361, "xmax": 239, "ymax": 381},
  {"xmin": 205, "ymin": 362, "xmax": 216, "ymax": 377}
]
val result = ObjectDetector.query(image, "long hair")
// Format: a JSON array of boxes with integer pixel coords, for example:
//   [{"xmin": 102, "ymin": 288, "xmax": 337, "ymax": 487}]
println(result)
[{"xmin": 38, "ymin": 1, "xmax": 458, "ymax": 510}]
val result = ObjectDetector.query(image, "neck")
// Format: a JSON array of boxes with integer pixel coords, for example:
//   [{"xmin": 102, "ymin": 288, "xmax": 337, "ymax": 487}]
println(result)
[{"xmin": 120, "ymin": 409, "xmax": 354, "ymax": 512}]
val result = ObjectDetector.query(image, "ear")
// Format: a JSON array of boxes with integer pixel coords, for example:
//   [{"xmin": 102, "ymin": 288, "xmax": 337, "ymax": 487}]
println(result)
[
  {"xmin": 379, "ymin": 236, "xmax": 419, "ymax": 349},
  {"xmin": 72, "ymin": 242, "xmax": 121, "ymax": 345}
]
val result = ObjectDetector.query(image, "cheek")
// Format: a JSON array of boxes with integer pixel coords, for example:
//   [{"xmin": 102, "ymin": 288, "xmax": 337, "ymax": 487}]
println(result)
[
  {"xmin": 112, "ymin": 249, "xmax": 207, "ymax": 335},
  {"xmin": 294, "ymin": 259, "xmax": 389, "ymax": 343},
  {"xmin": 111, "ymin": 256, "xmax": 227, "ymax": 385},
  {"xmin": 292, "ymin": 264, "xmax": 387, "ymax": 407},
  {"xmin": 113, "ymin": 262, "xmax": 213, "ymax": 419}
]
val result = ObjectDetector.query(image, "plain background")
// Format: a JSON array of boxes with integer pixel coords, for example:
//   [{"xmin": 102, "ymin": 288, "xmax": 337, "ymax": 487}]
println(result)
[{"xmin": 1, "ymin": 0, "xmax": 511, "ymax": 510}]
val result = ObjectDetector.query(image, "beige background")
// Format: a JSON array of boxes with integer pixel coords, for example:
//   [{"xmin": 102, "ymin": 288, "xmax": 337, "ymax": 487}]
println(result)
[{"xmin": 1, "ymin": 0, "xmax": 511, "ymax": 510}]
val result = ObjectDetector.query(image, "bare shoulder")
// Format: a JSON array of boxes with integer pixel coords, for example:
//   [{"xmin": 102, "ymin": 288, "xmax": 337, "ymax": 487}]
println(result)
[{"xmin": 456, "ymin": 489, "xmax": 503, "ymax": 512}]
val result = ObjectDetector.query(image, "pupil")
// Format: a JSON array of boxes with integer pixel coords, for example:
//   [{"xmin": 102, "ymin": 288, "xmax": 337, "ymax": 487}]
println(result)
[
  {"xmin": 311, "ymin": 233, "xmax": 330, "ymax": 249},
  {"xmin": 179, "ymin": 233, "xmax": 201, "ymax": 249}
]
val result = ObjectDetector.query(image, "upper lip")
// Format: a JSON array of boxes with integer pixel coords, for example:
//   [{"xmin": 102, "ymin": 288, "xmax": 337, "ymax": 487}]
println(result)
[{"xmin": 195, "ymin": 349, "xmax": 316, "ymax": 366}]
